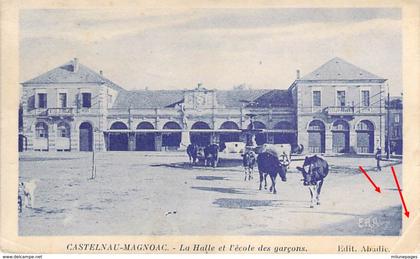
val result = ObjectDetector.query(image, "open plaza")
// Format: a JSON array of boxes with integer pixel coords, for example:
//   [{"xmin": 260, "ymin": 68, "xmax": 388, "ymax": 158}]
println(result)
[{"xmin": 19, "ymin": 151, "xmax": 402, "ymax": 236}]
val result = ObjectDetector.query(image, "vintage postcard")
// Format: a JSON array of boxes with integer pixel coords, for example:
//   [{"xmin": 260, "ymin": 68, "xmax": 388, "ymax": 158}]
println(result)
[{"xmin": 1, "ymin": 0, "xmax": 419, "ymax": 255}]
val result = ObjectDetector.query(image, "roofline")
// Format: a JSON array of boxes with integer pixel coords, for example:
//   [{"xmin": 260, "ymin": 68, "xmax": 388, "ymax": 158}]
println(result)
[{"xmin": 291, "ymin": 78, "xmax": 387, "ymax": 84}]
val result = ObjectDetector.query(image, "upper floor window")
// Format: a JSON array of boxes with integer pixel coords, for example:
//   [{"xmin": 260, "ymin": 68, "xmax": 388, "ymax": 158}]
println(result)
[
  {"xmin": 38, "ymin": 93, "xmax": 47, "ymax": 108},
  {"xmin": 82, "ymin": 93, "xmax": 92, "ymax": 108},
  {"xmin": 58, "ymin": 93, "xmax": 67, "ymax": 108},
  {"xmin": 336, "ymin": 90, "xmax": 346, "ymax": 106},
  {"xmin": 312, "ymin": 91, "xmax": 321, "ymax": 107},
  {"xmin": 361, "ymin": 90, "xmax": 370, "ymax": 107},
  {"xmin": 394, "ymin": 114, "xmax": 401, "ymax": 124}
]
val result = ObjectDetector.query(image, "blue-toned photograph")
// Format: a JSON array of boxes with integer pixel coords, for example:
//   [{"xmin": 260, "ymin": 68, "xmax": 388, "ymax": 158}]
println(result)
[{"xmin": 18, "ymin": 8, "xmax": 403, "ymax": 236}]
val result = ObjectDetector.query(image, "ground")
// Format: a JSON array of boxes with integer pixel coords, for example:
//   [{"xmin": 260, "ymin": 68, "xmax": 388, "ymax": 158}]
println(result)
[{"xmin": 19, "ymin": 151, "xmax": 402, "ymax": 236}]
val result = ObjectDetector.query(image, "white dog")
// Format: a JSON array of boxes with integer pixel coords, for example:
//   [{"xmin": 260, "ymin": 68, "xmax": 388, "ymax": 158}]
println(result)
[{"xmin": 18, "ymin": 180, "xmax": 37, "ymax": 211}]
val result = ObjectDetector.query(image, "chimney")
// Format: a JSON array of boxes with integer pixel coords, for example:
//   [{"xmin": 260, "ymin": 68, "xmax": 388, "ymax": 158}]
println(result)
[
  {"xmin": 73, "ymin": 58, "xmax": 79, "ymax": 72},
  {"xmin": 99, "ymin": 70, "xmax": 103, "ymax": 76},
  {"xmin": 296, "ymin": 69, "xmax": 300, "ymax": 79}
]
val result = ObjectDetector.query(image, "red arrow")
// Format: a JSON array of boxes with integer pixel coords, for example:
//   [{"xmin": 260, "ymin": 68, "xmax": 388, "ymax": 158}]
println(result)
[
  {"xmin": 391, "ymin": 166, "xmax": 410, "ymax": 218},
  {"xmin": 359, "ymin": 166, "xmax": 381, "ymax": 193}
]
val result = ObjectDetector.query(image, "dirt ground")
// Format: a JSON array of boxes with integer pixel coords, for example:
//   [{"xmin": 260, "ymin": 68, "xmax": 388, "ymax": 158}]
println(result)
[{"xmin": 18, "ymin": 151, "xmax": 402, "ymax": 236}]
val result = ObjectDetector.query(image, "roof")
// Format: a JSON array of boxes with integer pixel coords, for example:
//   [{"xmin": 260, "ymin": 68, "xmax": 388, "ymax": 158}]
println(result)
[
  {"xmin": 300, "ymin": 57, "xmax": 385, "ymax": 81},
  {"xmin": 112, "ymin": 89, "xmax": 293, "ymax": 109},
  {"xmin": 22, "ymin": 59, "xmax": 125, "ymax": 91}
]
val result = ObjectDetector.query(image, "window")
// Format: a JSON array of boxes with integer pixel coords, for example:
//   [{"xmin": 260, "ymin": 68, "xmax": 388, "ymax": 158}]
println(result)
[
  {"xmin": 312, "ymin": 91, "xmax": 321, "ymax": 107},
  {"xmin": 394, "ymin": 114, "xmax": 400, "ymax": 123},
  {"xmin": 82, "ymin": 93, "xmax": 91, "ymax": 108},
  {"xmin": 393, "ymin": 127, "xmax": 401, "ymax": 138},
  {"xmin": 35, "ymin": 122, "xmax": 48, "ymax": 138},
  {"xmin": 361, "ymin": 90, "xmax": 370, "ymax": 107},
  {"xmin": 38, "ymin": 93, "xmax": 47, "ymax": 108},
  {"xmin": 59, "ymin": 93, "xmax": 67, "ymax": 108},
  {"xmin": 337, "ymin": 91, "xmax": 346, "ymax": 106},
  {"xmin": 57, "ymin": 122, "xmax": 70, "ymax": 138}
]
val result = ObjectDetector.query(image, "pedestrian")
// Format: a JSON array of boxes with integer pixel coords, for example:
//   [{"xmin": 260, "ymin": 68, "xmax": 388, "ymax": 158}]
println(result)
[{"xmin": 375, "ymin": 147, "xmax": 382, "ymax": 171}]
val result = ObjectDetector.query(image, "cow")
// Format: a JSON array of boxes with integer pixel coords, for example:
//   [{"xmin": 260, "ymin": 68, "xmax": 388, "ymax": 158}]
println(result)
[
  {"xmin": 257, "ymin": 152, "xmax": 289, "ymax": 194},
  {"xmin": 260, "ymin": 144, "xmax": 292, "ymax": 164},
  {"xmin": 242, "ymin": 149, "xmax": 257, "ymax": 181},
  {"xmin": 187, "ymin": 144, "xmax": 199, "ymax": 165},
  {"xmin": 296, "ymin": 155, "xmax": 329, "ymax": 208},
  {"xmin": 204, "ymin": 144, "xmax": 219, "ymax": 168}
]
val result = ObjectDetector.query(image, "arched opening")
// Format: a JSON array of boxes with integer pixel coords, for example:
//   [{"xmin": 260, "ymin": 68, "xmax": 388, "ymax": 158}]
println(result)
[
  {"xmin": 34, "ymin": 122, "xmax": 49, "ymax": 151},
  {"xmin": 219, "ymin": 121, "xmax": 240, "ymax": 151},
  {"xmin": 136, "ymin": 122, "xmax": 155, "ymax": 151},
  {"xmin": 356, "ymin": 120, "xmax": 375, "ymax": 153},
  {"xmin": 109, "ymin": 121, "xmax": 128, "ymax": 151},
  {"xmin": 190, "ymin": 121, "xmax": 211, "ymax": 146},
  {"xmin": 331, "ymin": 120, "xmax": 350, "ymax": 153},
  {"xmin": 247, "ymin": 121, "xmax": 267, "ymax": 145},
  {"xmin": 273, "ymin": 121, "xmax": 296, "ymax": 145},
  {"xmin": 56, "ymin": 121, "xmax": 71, "ymax": 151},
  {"xmin": 307, "ymin": 120, "xmax": 325, "ymax": 153},
  {"xmin": 79, "ymin": 122, "xmax": 93, "ymax": 151},
  {"xmin": 162, "ymin": 121, "xmax": 181, "ymax": 150}
]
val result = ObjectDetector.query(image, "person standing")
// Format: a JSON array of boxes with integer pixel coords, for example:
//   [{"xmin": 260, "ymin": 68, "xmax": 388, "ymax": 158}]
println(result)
[{"xmin": 375, "ymin": 147, "xmax": 382, "ymax": 171}]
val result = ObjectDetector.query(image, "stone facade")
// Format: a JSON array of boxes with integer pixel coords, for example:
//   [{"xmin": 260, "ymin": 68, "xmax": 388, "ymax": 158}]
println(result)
[{"xmin": 21, "ymin": 57, "xmax": 393, "ymax": 155}]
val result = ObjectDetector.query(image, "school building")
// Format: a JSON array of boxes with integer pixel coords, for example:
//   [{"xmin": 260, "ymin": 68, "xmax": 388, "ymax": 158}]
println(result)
[{"xmin": 20, "ymin": 57, "xmax": 395, "ymax": 154}]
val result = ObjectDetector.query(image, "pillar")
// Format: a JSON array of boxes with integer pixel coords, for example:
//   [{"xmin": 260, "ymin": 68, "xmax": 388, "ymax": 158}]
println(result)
[
  {"xmin": 350, "ymin": 131, "xmax": 357, "ymax": 153},
  {"xmin": 179, "ymin": 131, "xmax": 190, "ymax": 150},
  {"xmin": 154, "ymin": 133, "xmax": 162, "ymax": 151},
  {"xmin": 128, "ymin": 132, "xmax": 136, "ymax": 151},
  {"xmin": 49, "ymin": 123, "xmax": 56, "ymax": 151},
  {"xmin": 325, "ymin": 131, "xmax": 333, "ymax": 154}
]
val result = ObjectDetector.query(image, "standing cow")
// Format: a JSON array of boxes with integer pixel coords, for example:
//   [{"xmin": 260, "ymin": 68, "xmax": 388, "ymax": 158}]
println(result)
[
  {"xmin": 187, "ymin": 144, "xmax": 199, "ymax": 165},
  {"xmin": 296, "ymin": 155, "xmax": 329, "ymax": 208},
  {"xmin": 204, "ymin": 144, "xmax": 219, "ymax": 168},
  {"xmin": 242, "ymin": 149, "xmax": 256, "ymax": 181},
  {"xmin": 257, "ymin": 152, "xmax": 288, "ymax": 194}
]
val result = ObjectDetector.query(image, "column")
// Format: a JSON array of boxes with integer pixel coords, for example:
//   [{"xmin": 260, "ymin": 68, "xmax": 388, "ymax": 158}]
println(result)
[
  {"xmin": 350, "ymin": 130, "xmax": 357, "ymax": 153},
  {"xmin": 179, "ymin": 131, "xmax": 190, "ymax": 150},
  {"xmin": 154, "ymin": 133, "xmax": 162, "ymax": 151},
  {"xmin": 49, "ymin": 123, "xmax": 56, "ymax": 151},
  {"xmin": 128, "ymin": 132, "xmax": 136, "ymax": 151},
  {"xmin": 325, "ymin": 131, "xmax": 333, "ymax": 154}
]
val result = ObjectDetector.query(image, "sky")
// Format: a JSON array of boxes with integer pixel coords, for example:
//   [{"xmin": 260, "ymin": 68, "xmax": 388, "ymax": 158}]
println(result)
[{"xmin": 20, "ymin": 8, "xmax": 402, "ymax": 95}]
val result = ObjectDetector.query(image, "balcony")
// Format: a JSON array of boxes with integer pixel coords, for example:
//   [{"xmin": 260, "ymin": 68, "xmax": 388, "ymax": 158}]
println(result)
[
  {"xmin": 47, "ymin": 108, "xmax": 74, "ymax": 117},
  {"xmin": 326, "ymin": 106, "xmax": 354, "ymax": 116}
]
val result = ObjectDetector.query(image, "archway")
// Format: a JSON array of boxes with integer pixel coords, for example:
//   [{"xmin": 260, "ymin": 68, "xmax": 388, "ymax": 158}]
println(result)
[
  {"xmin": 109, "ymin": 121, "xmax": 128, "ymax": 151},
  {"xmin": 136, "ymin": 122, "xmax": 155, "ymax": 151},
  {"xmin": 79, "ymin": 122, "xmax": 93, "ymax": 151},
  {"xmin": 247, "ymin": 121, "xmax": 267, "ymax": 145},
  {"xmin": 57, "ymin": 121, "xmax": 71, "ymax": 151},
  {"xmin": 356, "ymin": 120, "xmax": 375, "ymax": 153},
  {"xmin": 219, "ymin": 121, "xmax": 240, "ymax": 151},
  {"xmin": 34, "ymin": 122, "xmax": 49, "ymax": 151},
  {"xmin": 332, "ymin": 120, "xmax": 350, "ymax": 153},
  {"xmin": 162, "ymin": 121, "xmax": 181, "ymax": 150},
  {"xmin": 273, "ymin": 121, "xmax": 296, "ymax": 145},
  {"xmin": 190, "ymin": 121, "xmax": 211, "ymax": 146},
  {"xmin": 307, "ymin": 120, "xmax": 325, "ymax": 153}
]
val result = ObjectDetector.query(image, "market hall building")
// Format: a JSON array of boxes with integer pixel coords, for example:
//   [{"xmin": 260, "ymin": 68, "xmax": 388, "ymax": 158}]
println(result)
[{"xmin": 20, "ymin": 57, "xmax": 387, "ymax": 154}]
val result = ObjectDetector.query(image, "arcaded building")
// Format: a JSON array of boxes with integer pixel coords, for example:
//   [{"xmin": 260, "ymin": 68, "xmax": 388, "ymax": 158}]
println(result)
[{"xmin": 20, "ymin": 57, "xmax": 389, "ymax": 154}]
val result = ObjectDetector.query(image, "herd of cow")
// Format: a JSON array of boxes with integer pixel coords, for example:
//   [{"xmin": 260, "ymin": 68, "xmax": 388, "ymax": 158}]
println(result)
[{"xmin": 187, "ymin": 143, "xmax": 329, "ymax": 208}]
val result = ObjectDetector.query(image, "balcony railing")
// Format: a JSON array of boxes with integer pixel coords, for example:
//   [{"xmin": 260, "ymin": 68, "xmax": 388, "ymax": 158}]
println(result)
[
  {"xmin": 47, "ymin": 108, "xmax": 74, "ymax": 116},
  {"xmin": 326, "ymin": 106, "xmax": 354, "ymax": 115}
]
